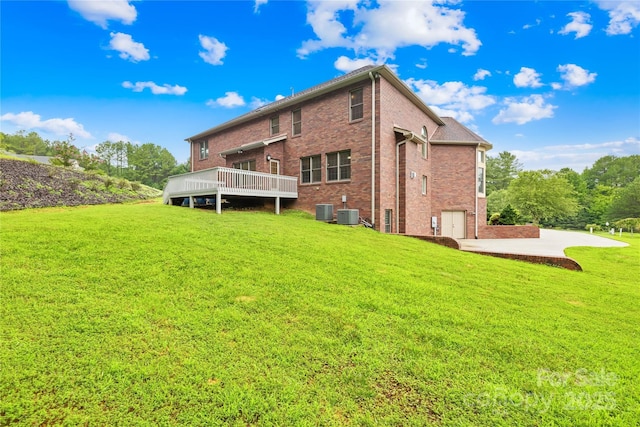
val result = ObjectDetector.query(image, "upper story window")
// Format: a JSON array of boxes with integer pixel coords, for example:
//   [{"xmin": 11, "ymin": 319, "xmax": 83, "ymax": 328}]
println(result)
[
  {"xmin": 270, "ymin": 116, "xmax": 280, "ymax": 135},
  {"xmin": 233, "ymin": 160, "xmax": 256, "ymax": 171},
  {"xmin": 292, "ymin": 109, "xmax": 302, "ymax": 136},
  {"xmin": 421, "ymin": 126, "xmax": 428, "ymax": 159},
  {"xmin": 199, "ymin": 141, "xmax": 209, "ymax": 160},
  {"xmin": 350, "ymin": 88, "xmax": 363, "ymax": 121},
  {"xmin": 300, "ymin": 155, "xmax": 321, "ymax": 184},
  {"xmin": 477, "ymin": 149, "xmax": 486, "ymax": 196},
  {"xmin": 327, "ymin": 150, "xmax": 351, "ymax": 182}
]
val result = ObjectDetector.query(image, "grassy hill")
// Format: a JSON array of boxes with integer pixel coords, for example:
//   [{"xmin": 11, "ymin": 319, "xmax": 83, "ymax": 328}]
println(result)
[
  {"xmin": 0, "ymin": 157, "xmax": 161, "ymax": 211},
  {"xmin": 1, "ymin": 203, "xmax": 638, "ymax": 426}
]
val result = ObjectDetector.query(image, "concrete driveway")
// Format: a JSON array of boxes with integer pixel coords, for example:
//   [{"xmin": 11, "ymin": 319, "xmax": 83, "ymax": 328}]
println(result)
[{"xmin": 459, "ymin": 229, "xmax": 628, "ymax": 258}]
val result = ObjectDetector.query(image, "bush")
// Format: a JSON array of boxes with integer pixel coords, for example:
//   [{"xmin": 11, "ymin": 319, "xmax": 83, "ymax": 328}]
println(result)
[
  {"xmin": 585, "ymin": 223, "xmax": 603, "ymax": 232},
  {"xmin": 489, "ymin": 213, "xmax": 501, "ymax": 225},
  {"xmin": 498, "ymin": 204, "xmax": 519, "ymax": 225},
  {"xmin": 613, "ymin": 218, "xmax": 640, "ymax": 233}
]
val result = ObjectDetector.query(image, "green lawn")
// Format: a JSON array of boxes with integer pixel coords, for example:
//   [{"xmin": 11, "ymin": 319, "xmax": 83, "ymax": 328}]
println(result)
[{"xmin": 1, "ymin": 202, "xmax": 638, "ymax": 426}]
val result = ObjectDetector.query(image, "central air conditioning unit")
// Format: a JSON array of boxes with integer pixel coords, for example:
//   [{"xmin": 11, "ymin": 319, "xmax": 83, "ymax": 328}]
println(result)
[
  {"xmin": 316, "ymin": 204, "xmax": 334, "ymax": 221},
  {"xmin": 337, "ymin": 209, "xmax": 359, "ymax": 225}
]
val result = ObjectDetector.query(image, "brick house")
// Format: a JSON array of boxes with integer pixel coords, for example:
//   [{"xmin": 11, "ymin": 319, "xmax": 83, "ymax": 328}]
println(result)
[{"xmin": 165, "ymin": 65, "xmax": 493, "ymax": 239}]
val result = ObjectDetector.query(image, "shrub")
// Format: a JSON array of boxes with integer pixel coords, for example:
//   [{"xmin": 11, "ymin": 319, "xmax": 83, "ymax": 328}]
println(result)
[
  {"xmin": 613, "ymin": 218, "xmax": 640, "ymax": 233},
  {"xmin": 489, "ymin": 213, "xmax": 501, "ymax": 225},
  {"xmin": 117, "ymin": 179, "xmax": 130, "ymax": 190},
  {"xmin": 130, "ymin": 181, "xmax": 141, "ymax": 191},
  {"xmin": 498, "ymin": 204, "xmax": 519, "ymax": 225},
  {"xmin": 585, "ymin": 223, "xmax": 603, "ymax": 232}
]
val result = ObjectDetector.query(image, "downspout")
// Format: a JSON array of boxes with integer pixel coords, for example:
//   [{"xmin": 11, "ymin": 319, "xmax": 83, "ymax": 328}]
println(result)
[
  {"xmin": 395, "ymin": 134, "xmax": 412, "ymax": 233},
  {"xmin": 188, "ymin": 139, "xmax": 194, "ymax": 172},
  {"xmin": 474, "ymin": 144, "xmax": 478, "ymax": 239},
  {"xmin": 369, "ymin": 72, "xmax": 376, "ymax": 230}
]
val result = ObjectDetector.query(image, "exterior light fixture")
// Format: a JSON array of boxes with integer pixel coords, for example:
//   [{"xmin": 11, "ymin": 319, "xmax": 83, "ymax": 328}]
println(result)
[{"xmin": 266, "ymin": 154, "xmax": 272, "ymax": 161}]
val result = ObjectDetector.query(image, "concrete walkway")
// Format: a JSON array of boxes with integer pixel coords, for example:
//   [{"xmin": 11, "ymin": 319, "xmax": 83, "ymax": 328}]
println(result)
[{"xmin": 459, "ymin": 229, "xmax": 628, "ymax": 258}]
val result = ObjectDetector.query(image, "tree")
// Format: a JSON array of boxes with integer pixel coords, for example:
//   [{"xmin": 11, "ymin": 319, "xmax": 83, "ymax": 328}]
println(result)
[
  {"xmin": 1, "ymin": 130, "xmax": 53, "ymax": 156},
  {"xmin": 607, "ymin": 176, "xmax": 640, "ymax": 220},
  {"xmin": 498, "ymin": 204, "xmax": 519, "ymax": 225},
  {"xmin": 582, "ymin": 155, "xmax": 640, "ymax": 189},
  {"xmin": 95, "ymin": 141, "xmax": 117, "ymax": 175},
  {"xmin": 50, "ymin": 134, "xmax": 80, "ymax": 167},
  {"xmin": 486, "ymin": 151, "xmax": 523, "ymax": 193},
  {"xmin": 486, "ymin": 189, "xmax": 510, "ymax": 219},
  {"xmin": 508, "ymin": 170, "xmax": 579, "ymax": 225},
  {"xmin": 126, "ymin": 143, "xmax": 177, "ymax": 189}
]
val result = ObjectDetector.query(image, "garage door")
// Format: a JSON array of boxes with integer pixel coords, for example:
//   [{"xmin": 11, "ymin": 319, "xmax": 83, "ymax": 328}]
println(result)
[{"xmin": 441, "ymin": 211, "xmax": 466, "ymax": 239}]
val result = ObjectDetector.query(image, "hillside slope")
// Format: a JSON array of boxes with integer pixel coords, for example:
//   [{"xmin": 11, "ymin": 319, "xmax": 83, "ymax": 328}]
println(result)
[
  {"xmin": 0, "ymin": 158, "xmax": 161, "ymax": 211},
  {"xmin": 1, "ymin": 204, "xmax": 637, "ymax": 426}
]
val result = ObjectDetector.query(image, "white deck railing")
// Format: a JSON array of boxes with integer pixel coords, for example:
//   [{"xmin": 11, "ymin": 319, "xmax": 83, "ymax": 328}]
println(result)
[{"xmin": 163, "ymin": 167, "xmax": 298, "ymax": 204}]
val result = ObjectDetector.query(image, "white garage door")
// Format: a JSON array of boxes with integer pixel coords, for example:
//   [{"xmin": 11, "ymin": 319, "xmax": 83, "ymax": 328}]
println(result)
[{"xmin": 441, "ymin": 211, "xmax": 466, "ymax": 239}]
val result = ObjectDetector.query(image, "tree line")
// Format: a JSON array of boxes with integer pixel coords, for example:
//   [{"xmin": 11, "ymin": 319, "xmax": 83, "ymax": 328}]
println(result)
[
  {"xmin": 0, "ymin": 130, "xmax": 189, "ymax": 189},
  {"xmin": 486, "ymin": 152, "xmax": 640, "ymax": 231}
]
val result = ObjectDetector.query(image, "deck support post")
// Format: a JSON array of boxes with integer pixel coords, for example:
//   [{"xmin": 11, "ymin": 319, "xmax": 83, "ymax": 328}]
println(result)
[
  {"xmin": 189, "ymin": 196, "xmax": 194, "ymax": 208},
  {"xmin": 216, "ymin": 193, "xmax": 222, "ymax": 214},
  {"xmin": 275, "ymin": 196, "xmax": 280, "ymax": 215}
]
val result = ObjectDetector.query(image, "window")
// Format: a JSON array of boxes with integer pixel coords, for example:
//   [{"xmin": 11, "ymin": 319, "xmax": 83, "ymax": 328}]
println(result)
[
  {"xmin": 477, "ymin": 149, "xmax": 486, "ymax": 195},
  {"xmin": 199, "ymin": 141, "xmax": 209, "ymax": 160},
  {"xmin": 326, "ymin": 150, "xmax": 351, "ymax": 181},
  {"xmin": 270, "ymin": 116, "xmax": 279, "ymax": 135},
  {"xmin": 477, "ymin": 166, "xmax": 485, "ymax": 194},
  {"xmin": 300, "ymin": 155, "xmax": 321, "ymax": 184},
  {"xmin": 350, "ymin": 88, "xmax": 363, "ymax": 121},
  {"xmin": 233, "ymin": 160, "xmax": 256, "ymax": 171},
  {"xmin": 421, "ymin": 127, "xmax": 428, "ymax": 159},
  {"xmin": 292, "ymin": 109, "xmax": 302, "ymax": 136},
  {"xmin": 422, "ymin": 175, "xmax": 428, "ymax": 195},
  {"xmin": 384, "ymin": 209, "xmax": 392, "ymax": 233}
]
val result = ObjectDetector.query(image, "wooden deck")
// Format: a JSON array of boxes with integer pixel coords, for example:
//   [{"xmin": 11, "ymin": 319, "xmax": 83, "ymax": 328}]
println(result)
[{"xmin": 163, "ymin": 167, "xmax": 298, "ymax": 214}]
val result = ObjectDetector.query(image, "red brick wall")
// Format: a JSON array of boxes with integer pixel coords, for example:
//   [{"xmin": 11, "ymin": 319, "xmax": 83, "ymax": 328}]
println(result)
[
  {"xmin": 193, "ymin": 77, "xmax": 376, "ymax": 221},
  {"xmin": 431, "ymin": 145, "xmax": 478, "ymax": 238},
  {"xmin": 377, "ymin": 77, "xmax": 438, "ymax": 235},
  {"xmin": 478, "ymin": 225, "xmax": 540, "ymax": 239}
]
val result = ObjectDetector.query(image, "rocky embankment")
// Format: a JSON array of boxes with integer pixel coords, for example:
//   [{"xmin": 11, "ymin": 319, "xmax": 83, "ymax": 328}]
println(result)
[{"xmin": 0, "ymin": 158, "xmax": 161, "ymax": 211}]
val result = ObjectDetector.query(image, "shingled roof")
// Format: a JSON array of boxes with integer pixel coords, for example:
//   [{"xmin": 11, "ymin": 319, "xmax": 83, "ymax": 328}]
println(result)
[
  {"xmin": 431, "ymin": 117, "xmax": 492, "ymax": 148},
  {"xmin": 186, "ymin": 65, "xmax": 444, "ymax": 141}
]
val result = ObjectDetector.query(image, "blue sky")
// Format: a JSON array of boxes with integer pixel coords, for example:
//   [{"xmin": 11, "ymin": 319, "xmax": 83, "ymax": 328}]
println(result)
[{"xmin": 2, "ymin": 0, "xmax": 639, "ymax": 172}]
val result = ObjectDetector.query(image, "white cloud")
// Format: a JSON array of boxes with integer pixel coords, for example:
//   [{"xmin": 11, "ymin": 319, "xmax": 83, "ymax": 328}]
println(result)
[
  {"xmin": 206, "ymin": 92, "xmax": 246, "ymax": 108},
  {"xmin": 553, "ymin": 64, "xmax": 597, "ymax": 90},
  {"xmin": 406, "ymin": 79, "xmax": 496, "ymax": 123},
  {"xmin": 122, "ymin": 81, "xmax": 187, "ymax": 95},
  {"xmin": 1, "ymin": 111, "xmax": 92, "ymax": 138},
  {"xmin": 198, "ymin": 35, "xmax": 228, "ymax": 66},
  {"xmin": 492, "ymin": 95, "xmax": 557, "ymax": 125},
  {"xmin": 298, "ymin": 0, "xmax": 481, "ymax": 61},
  {"xmin": 513, "ymin": 67, "xmax": 543, "ymax": 88},
  {"xmin": 334, "ymin": 56, "xmax": 376, "ymax": 73},
  {"xmin": 523, "ymin": 19, "xmax": 541, "ymax": 30},
  {"xmin": 67, "ymin": 0, "xmax": 136, "ymax": 28},
  {"xmin": 108, "ymin": 32, "xmax": 149, "ymax": 62},
  {"xmin": 275, "ymin": 94, "xmax": 285, "ymax": 101},
  {"xmin": 511, "ymin": 137, "xmax": 640, "ymax": 171},
  {"xmin": 559, "ymin": 11, "xmax": 592, "ymax": 39},
  {"xmin": 595, "ymin": 0, "xmax": 640, "ymax": 35},
  {"xmin": 473, "ymin": 69, "xmax": 491, "ymax": 81},
  {"xmin": 254, "ymin": 0, "xmax": 268, "ymax": 13},
  {"xmin": 107, "ymin": 132, "xmax": 131, "ymax": 143}
]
